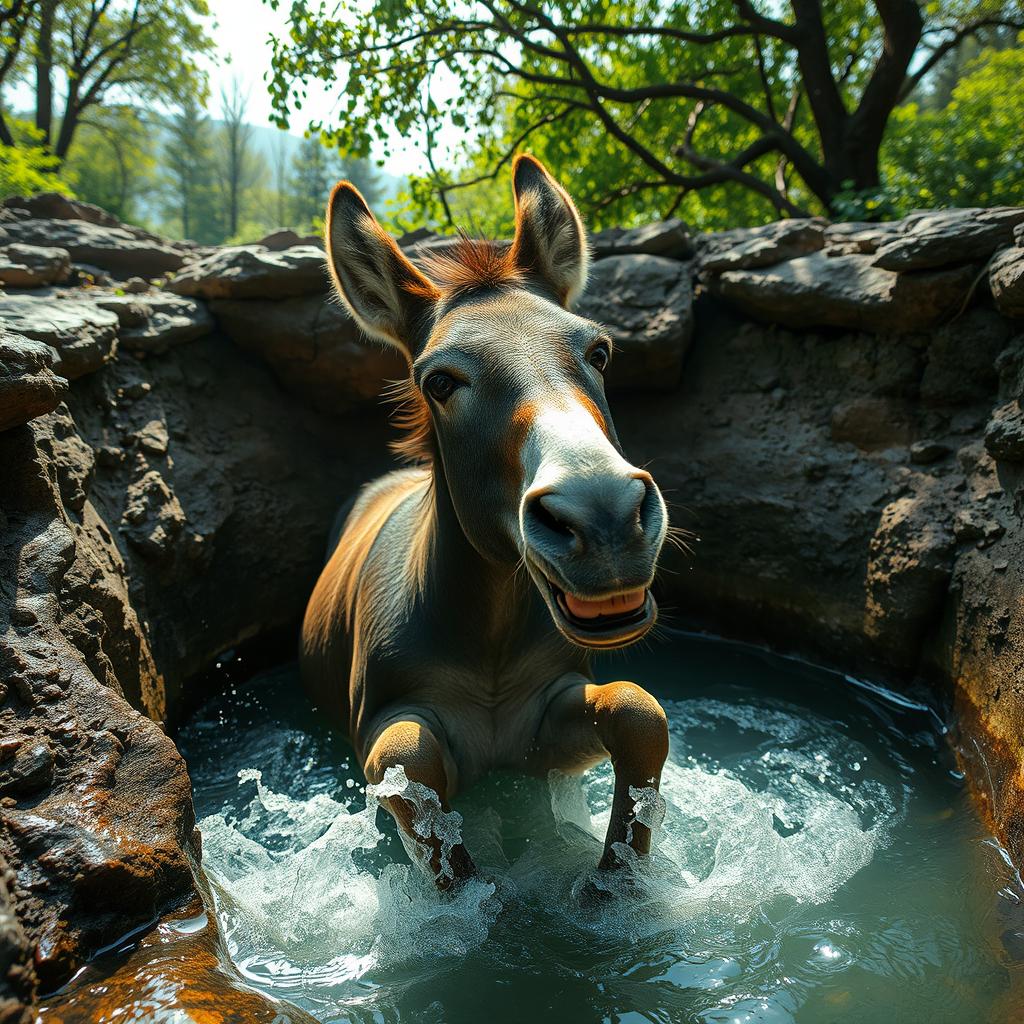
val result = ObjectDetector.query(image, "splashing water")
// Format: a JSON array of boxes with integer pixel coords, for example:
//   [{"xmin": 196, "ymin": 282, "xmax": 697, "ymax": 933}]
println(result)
[{"xmin": 178, "ymin": 637, "xmax": 1024, "ymax": 1024}]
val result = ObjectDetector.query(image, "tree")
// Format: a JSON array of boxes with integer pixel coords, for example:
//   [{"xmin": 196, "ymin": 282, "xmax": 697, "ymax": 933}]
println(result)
[
  {"xmin": 268, "ymin": 0, "xmax": 1024, "ymax": 223},
  {"xmin": 1, "ymin": 0, "xmax": 213, "ymax": 162},
  {"xmin": 163, "ymin": 92, "xmax": 220, "ymax": 243},
  {"xmin": 65, "ymin": 104, "xmax": 154, "ymax": 221},
  {"xmin": 270, "ymin": 128, "xmax": 290, "ymax": 228},
  {"xmin": 288, "ymin": 132, "xmax": 337, "ymax": 229},
  {"xmin": 217, "ymin": 79, "xmax": 256, "ymax": 238},
  {"xmin": 882, "ymin": 38, "xmax": 1024, "ymax": 211}
]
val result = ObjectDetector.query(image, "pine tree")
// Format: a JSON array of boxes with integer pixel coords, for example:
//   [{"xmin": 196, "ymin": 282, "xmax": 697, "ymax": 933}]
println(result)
[{"xmin": 164, "ymin": 94, "xmax": 221, "ymax": 243}]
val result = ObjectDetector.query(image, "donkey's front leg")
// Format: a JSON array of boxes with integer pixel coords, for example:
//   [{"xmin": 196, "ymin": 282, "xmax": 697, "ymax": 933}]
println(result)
[
  {"xmin": 364, "ymin": 717, "xmax": 476, "ymax": 889},
  {"xmin": 539, "ymin": 680, "xmax": 669, "ymax": 868}
]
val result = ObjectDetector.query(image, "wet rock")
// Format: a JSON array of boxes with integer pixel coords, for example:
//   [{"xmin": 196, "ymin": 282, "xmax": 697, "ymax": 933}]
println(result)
[
  {"xmin": 710, "ymin": 252, "xmax": 974, "ymax": 333},
  {"xmin": 167, "ymin": 245, "xmax": 329, "ymax": 299},
  {"xmin": 95, "ymin": 291, "xmax": 214, "ymax": 353},
  {"xmin": 576, "ymin": 254, "xmax": 694, "ymax": 390},
  {"xmin": 698, "ymin": 217, "xmax": 827, "ymax": 271},
  {"xmin": 0, "ymin": 860, "xmax": 36, "ymax": 1024},
  {"xmin": 873, "ymin": 207, "xmax": 1024, "ymax": 272},
  {"xmin": 0, "ymin": 739, "xmax": 55, "ymax": 797},
  {"xmin": 984, "ymin": 401, "xmax": 1024, "ymax": 462},
  {"xmin": 0, "ymin": 332, "xmax": 67, "ymax": 432},
  {"xmin": 990, "ymin": 247, "xmax": 1024, "ymax": 318},
  {"xmin": 0, "ymin": 291, "xmax": 117, "ymax": 378},
  {"xmin": 121, "ymin": 276, "xmax": 151, "ymax": 294},
  {"xmin": 210, "ymin": 294, "xmax": 405, "ymax": 412},
  {"xmin": 0, "ymin": 244, "xmax": 71, "ymax": 288},
  {"xmin": 0, "ymin": 219, "xmax": 185, "ymax": 278},
  {"xmin": 591, "ymin": 219, "xmax": 693, "ymax": 260}
]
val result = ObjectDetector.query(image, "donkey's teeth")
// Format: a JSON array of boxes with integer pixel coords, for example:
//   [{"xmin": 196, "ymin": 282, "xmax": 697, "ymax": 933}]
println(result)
[{"xmin": 564, "ymin": 588, "xmax": 645, "ymax": 620}]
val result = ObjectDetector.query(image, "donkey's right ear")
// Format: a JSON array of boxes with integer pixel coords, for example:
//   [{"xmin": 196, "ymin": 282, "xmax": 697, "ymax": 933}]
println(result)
[{"xmin": 326, "ymin": 182, "xmax": 439, "ymax": 359}]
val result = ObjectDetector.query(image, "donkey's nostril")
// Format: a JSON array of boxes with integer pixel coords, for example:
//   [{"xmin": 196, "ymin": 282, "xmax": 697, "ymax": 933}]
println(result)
[{"xmin": 529, "ymin": 493, "xmax": 578, "ymax": 541}]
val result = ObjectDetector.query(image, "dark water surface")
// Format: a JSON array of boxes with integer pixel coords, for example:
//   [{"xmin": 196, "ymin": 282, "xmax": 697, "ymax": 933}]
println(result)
[{"xmin": 176, "ymin": 634, "xmax": 1024, "ymax": 1023}]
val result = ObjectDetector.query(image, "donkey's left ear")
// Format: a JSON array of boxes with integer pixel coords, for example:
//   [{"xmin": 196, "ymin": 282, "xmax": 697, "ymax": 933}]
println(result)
[
  {"xmin": 326, "ymin": 181, "xmax": 439, "ymax": 360},
  {"xmin": 510, "ymin": 154, "xmax": 590, "ymax": 307}
]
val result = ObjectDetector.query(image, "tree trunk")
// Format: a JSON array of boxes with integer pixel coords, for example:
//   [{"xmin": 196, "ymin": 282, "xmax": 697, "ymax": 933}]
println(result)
[{"xmin": 34, "ymin": 0, "xmax": 57, "ymax": 148}]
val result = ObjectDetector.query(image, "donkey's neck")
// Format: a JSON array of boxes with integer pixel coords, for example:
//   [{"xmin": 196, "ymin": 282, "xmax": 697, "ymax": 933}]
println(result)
[{"xmin": 425, "ymin": 464, "xmax": 541, "ymax": 650}]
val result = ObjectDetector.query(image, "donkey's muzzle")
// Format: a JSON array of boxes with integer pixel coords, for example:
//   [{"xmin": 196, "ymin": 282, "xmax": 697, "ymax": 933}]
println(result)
[{"xmin": 521, "ymin": 471, "xmax": 666, "ymax": 648}]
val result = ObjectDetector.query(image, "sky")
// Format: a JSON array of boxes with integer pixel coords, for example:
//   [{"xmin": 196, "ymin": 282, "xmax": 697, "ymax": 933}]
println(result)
[{"xmin": 201, "ymin": 0, "xmax": 428, "ymax": 176}]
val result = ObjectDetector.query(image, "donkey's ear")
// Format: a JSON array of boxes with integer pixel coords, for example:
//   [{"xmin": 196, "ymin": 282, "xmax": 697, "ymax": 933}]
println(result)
[
  {"xmin": 510, "ymin": 154, "xmax": 590, "ymax": 307},
  {"xmin": 326, "ymin": 182, "xmax": 439, "ymax": 358}
]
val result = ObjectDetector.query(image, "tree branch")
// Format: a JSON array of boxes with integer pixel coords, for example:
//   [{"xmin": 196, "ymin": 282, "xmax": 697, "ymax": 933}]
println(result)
[{"xmin": 898, "ymin": 16, "xmax": 1024, "ymax": 101}]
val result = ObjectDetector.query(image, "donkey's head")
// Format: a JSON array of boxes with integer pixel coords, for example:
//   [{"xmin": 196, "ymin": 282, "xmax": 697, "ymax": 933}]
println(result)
[{"xmin": 325, "ymin": 155, "xmax": 667, "ymax": 649}]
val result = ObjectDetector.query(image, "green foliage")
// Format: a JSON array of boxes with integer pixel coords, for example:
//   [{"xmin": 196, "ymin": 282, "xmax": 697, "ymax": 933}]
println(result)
[
  {"xmin": 162, "ymin": 93, "xmax": 224, "ymax": 243},
  {"xmin": 881, "ymin": 40, "xmax": 1024, "ymax": 211},
  {"xmin": 0, "ymin": 120, "xmax": 73, "ymax": 199},
  {"xmin": 64, "ymin": 106, "xmax": 155, "ymax": 223},
  {"xmin": 265, "ymin": 0, "xmax": 1024, "ymax": 230}
]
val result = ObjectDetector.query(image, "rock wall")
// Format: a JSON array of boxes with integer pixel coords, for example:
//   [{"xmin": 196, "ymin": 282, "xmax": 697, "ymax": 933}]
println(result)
[{"xmin": 1, "ymin": 193, "xmax": 1023, "ymax": 1019}]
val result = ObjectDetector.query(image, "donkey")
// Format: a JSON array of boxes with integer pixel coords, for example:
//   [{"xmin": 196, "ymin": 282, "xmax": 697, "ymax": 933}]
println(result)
[{"xmin": 301, "ymin": 155, "xmax": 670, "ymax": 889}]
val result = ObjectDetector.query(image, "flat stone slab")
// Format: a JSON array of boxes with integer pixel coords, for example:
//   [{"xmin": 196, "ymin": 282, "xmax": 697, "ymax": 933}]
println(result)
[
  {"xmin": 0, "ymin": 219, "xmax": 186, "ymax": 278},
  {"xmin": 167, "ymin": 245, "xmax": 330, "ymax": 299},
  {"xmin": 591, "ymin": 219, "xmax": 693, "ymax": 260},
  {"xmin": 0, "ymin": 289, "xmax": 118, "ymax": 378},
  {"xmin": 990, "ymin": 246, "xmax": 1024, "ymax": 318},
  {"xmin": 710, "ymin": 251, "xmax": 975, "ymax": 333},
  {"xmin": 576, "ymin": 254, "xmax": 693, "ymax": 390},
  {"xmin": 873, "ymin": 207, "xmax": 1024, "ymax": 272},
  {"xmin": 93, "ymin": 291, "xmax": 215, "ymax": 353},
  {"xmin": 0, "ymin": 243, "xmax": 71, "ymax": 288},
  {"xmin": 698, "ymin": 218, "xmax": 827, "ymax": 272},
  {"xmin": 210, "ymin": 294, "xmax": 405, "ymax": 411},
  {"xmin": 0, "ymin": 330, "xmax": 68, "ymax": 431}
]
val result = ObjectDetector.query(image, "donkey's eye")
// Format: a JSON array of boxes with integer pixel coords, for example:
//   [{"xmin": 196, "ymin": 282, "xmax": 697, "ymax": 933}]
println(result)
[
  {"xmin": 588, "ymin": 343, "xmax": 610, "ymax": 373},
  {"xmin": 424, "ymin": 371, "xmax": 459, "ymax": 403}
]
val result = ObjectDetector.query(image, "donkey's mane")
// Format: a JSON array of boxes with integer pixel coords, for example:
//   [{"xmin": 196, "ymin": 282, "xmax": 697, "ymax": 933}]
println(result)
[{"xmin": 415, "ymin": 235, "xmax": 524, "ymax": 298}]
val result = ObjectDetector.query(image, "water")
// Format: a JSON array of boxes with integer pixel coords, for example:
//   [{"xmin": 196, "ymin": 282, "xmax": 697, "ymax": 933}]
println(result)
[{"xmin": 176, "ymin": 634, "xmax": 1024, "ymax": 1024}]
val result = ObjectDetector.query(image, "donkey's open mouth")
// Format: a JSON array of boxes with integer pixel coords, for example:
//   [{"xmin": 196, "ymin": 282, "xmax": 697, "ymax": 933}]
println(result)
[{"xmin": 533, "ymin": 565, "xmax": 658, "ymax": 649}]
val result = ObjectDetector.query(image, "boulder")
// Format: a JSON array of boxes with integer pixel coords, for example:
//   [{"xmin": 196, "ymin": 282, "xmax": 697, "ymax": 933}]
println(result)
[
  {"xmin": 710, "ymin": 251, "xmax": 975, "ymax": 333},
  {"xmin": 591, "ymin": 219, "xmax": 693, "ymax": 260},
  {"xmin": 167, "ymin": 245, "xmax": 329, "ymax": 299},
  {"xmin": 93, "ymin": 291, "xmax": 215, "ymax": 353},
  {"xmin": 0, "ymin": 219, "xmax": 185, "ymax": 277},
  {"xmin": 990, "ymin": 246, "xmax": 1024, "ymax": 318},
  {"xmin": 2, "ymin": 192, "xmax": 120, "ymax": 227},
  {"xmin": 984, "ymin": 401, "xmax": 1024, "ymax": 462},
  {"xmin": 0, "ymin": 290, "xmax": 118, "ymax": 378},
  {"xmin": 577, "ymin": 254, "xmax": 694, "ymax": 390},
  {"xmin": 210, "ymin": 294, "xmax": 405, "ymax": 411},
  {"xmin": 873, "ymin": 207, "xmax": 1024, "ymax": 272},
  {"xmin": 0, "ymin": 331, "xmax": 67, "ymax": 432},
  {"xmin": 0, "ymin": 244, "xmax": 71, "ymax": 288},
  {"xmin": 698, "ymin": 217, "xmax": 827, "ymax": 271},
  {"xmin": 823, "ymin": 220, "xmax": 903, "ymax": 256},
  {"xmin": 257, "ymin": 228, "xmax": 322, "ymax": 250}
]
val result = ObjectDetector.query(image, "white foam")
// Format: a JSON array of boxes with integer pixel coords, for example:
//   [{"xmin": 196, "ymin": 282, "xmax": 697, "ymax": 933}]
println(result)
[{"xmin": 198, "ymin": 696, "xmax": 903, "ymax": 1010}]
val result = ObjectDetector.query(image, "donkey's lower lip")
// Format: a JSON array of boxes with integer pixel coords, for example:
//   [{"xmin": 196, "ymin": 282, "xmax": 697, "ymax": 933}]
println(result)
[
  {"xmin": 559, "ymin": 587, "xmax": 646, "ymax": 620},
  {"xmin": 544, "ymin": 577, "xmax": 655, "ymax": 647}
]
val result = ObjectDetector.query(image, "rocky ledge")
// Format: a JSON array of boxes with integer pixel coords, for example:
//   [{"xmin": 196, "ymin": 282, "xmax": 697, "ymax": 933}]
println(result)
[{"xmin": 1, "ymin": 194, "xmax": 1023, "ymax": 1022}]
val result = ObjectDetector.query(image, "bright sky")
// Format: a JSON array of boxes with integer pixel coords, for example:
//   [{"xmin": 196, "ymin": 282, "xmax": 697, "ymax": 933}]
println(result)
[{"xmin": 202, "ymin": 0, "xmax": 428, "ymax": 176}]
